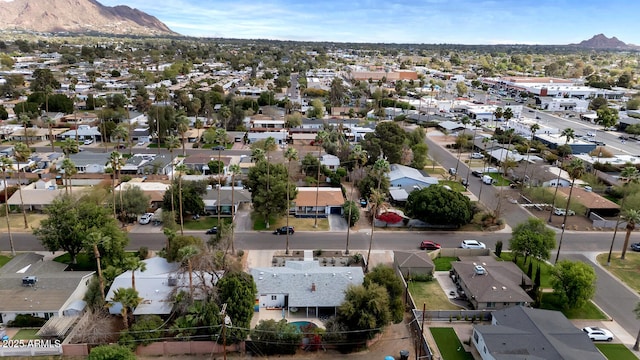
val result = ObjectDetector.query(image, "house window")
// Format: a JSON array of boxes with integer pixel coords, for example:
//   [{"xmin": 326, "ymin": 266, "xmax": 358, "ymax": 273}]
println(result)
[
  {"xmin": 271, "ymin": 295, "xmax": 277, "ymax": 301},
  {"xmin": 473, "ymin": 331, "xmax": 479, "ymax": 343},
  {"xmin": 486, "ymin": 302, "xmax": 495, "ymax": 308}
]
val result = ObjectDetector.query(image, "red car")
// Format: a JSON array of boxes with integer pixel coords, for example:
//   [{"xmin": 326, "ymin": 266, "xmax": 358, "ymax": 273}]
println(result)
[{"xmin": 420, "ymin": 240, "xmax": 441, "ymax": 250}]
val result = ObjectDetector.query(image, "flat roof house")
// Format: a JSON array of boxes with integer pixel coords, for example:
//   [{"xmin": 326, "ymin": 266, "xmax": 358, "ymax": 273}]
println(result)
[{"xmin": 294, "ymin": 187, "xmax": 344, "ymax": 217}]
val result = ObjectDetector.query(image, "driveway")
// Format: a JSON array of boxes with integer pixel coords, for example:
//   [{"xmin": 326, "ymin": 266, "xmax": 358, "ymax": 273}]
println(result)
[{"xmin": 328, "ymin": 214, "xmax": 348, "ymax": 232}]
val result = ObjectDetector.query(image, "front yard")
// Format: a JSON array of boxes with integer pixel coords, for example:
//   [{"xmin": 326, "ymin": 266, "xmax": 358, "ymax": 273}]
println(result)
[
  {"xmin": 253, "ymin": 214, "xmax": 329, "ymax": 231},
  {"xmin": 596, "ymin": 252, "xmax": 640, "ymax": 293}
]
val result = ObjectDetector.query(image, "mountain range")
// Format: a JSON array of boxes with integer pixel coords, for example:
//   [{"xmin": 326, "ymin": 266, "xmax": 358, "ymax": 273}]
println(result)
[
  {"xmin": 570, "ymin": 34, "xmax": 639, "ymax": 50},
  {"xmin": 0, "ymin": 0, "xmax": 175, "ymax": 36}
]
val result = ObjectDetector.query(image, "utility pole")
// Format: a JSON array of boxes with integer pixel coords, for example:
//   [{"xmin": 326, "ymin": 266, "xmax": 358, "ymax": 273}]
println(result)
[{"xmin": 220, "ymin": 303, "xmax": 232, "ymax": 360}]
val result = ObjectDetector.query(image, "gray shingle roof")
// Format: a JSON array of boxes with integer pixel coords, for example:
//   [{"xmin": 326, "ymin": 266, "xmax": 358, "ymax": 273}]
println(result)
[
  {"xmin": 251, "ymin": 261, "xmax": 364, "ymax": 308},
  {"xmin": 453, "ymin": 257, "xmax": 532, "ymax": 303},
  {"xmin": 475, "ymin": 306, "xmax": 605, "ymax": 360}
]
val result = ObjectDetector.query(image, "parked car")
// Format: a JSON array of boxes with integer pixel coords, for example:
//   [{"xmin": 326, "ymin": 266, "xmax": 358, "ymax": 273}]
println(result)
[
  {"xmin": 448, "ymin": 168, "xmax": 457, "ymax": 176},
  {"xmin": 461, "ymin": 178, "xmax": 468, "ymax": 187},
  {"xmin": 273, "ymin": 226, "xmax": 294, "ymax": 235},
  {"xmin": 553, "ymin": 208, "xmax": 575, "ymax": 216},
  {"xmin": 213, "ymin": 145, "xmax": 225, "ymax": 151},
  {"xmin": 138, "ymin": 213, "xmax": 154, "ymax": 225},
  {"xmin": 83, "ymin": 139, "xmax": 93, "ymax": 145},
  {"xmin": 482, "ymin": 175, "xmax": 496, "ymax": 185},
  {"xmin": 136, "ymin": 141, "xmax": 146, "ymax": 146},
  {"xmin": 472, "ymin": 170, "xmax": 483, "ymax": 177},
  {"xmin": 420, "ymin": 240, "xmax": 441, "ymax": 250},
  {"xmin": 470, "ymin": 152, "xmax": 484, "ymax": 159},
  {"xmin": 630, "ymin": 243, "xmax": 640, "ymax": 252},
  {"xmin": 360, "ymin": 198, "xmax": 368, "ymax": 207},
  {"xmin": 582, "ymin": 327, "xmax": 613, "ymax": 341},
  {"xmin": 205, "ymin": 226, "xmax": 217, "ymax": 235},
  {"xmin": 461, "ymin": 240, "xmax": 486, "ymax": 249}
]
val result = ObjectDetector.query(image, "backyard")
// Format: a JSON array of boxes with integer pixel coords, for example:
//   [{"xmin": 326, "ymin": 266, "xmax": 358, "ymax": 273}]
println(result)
[
  {"xmin": 429, "ymin": 327, "xmax": 473, "ymax": 360},
  {"xmin": 408, "ymin": 280, "xmax": 464, "ymax": 311}
]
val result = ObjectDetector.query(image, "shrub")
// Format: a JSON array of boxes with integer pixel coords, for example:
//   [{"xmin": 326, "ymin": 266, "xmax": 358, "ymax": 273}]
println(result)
[
  {"xmin": 138, "ymin": 246, "xmax": 149, "ymax": 260},
  {"xmin": 7, "ymin": 314, "xmax": 47, "ymax": 327},
  {"xmin": 407, "ymin": 274, "xmax": 433, "ymax": 282},
  {"xmin": 88, "ymin": 344, "xmax": 135, "ymax": 360},
  {"xmin": 494, "ymin": 241, "xmax": 503, "ymax": 257},
  {"xmin": 237, "ymin": 249, "xmax": 245, "ymax": 257}
]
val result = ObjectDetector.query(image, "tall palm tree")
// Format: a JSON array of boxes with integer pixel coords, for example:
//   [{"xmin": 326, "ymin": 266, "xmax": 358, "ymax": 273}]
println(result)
[
  {"xmin": 13, "ymin": 142, "xmax": 30, "ymax": 229},
  {"xmin": 522, "ymin": 123, "xmax": 540, "ymax": 185},
  {"xmin": 124, "ymin": 255, "xmax": 147, "ymax": 292},
  {"xmin": 214, "ymin": 128, "xmax": 228, "ymax": 229},
  {"xmin": 633, "ymin": 301, "xmax": 640, "ymax": 350},
  {"xmin": 86, "ymin": 231, "xmax": 109, "ymax": 302},
  {"xmin": 43, "ymin": 117, "xmax": 55, "ymax": 152},
  {"xmin": 548, "ymin": 128, "xmax": 575, "ymax": 223},
  {"xmin": 493, "ymin": 107, "xmax": 503, "ymax": 128},
  {"xmin": 176, "ymin": 164, "xmax": 187, "ymax": 235},
  {"xmin": 194, "ymin": 118, "xmax": 204, "ymax": 147},
  {"xmin": 503, "ymin": 107, "xmax": 514, "ymax": 124},
  {"xmin": 621, "ymin": 209, "xmax": 640, "ymax": 261},
  {"xmin": 284, "ymin": 148, "xmax": 298, "ymax": 255},
  {"xmin": 111, "ymin": 287, "xmax": 142, "ymax": 329},
  {"xmin": 346, "ymin": 145, "xmax": 368, "ymax": 255},
  {"xmin": 165, "ymin": 135, "xmax": 180, "ymax": 216},
  {"xmin": 112, "ymin": 124, "xmax": 128, "ymax": 151},
  {"xmin": 555, "ymin": 158, "xmax": 585, "ymax": 264},
  {"xmin": 366, "ymin": 188, "xmax": 384, "ymax": 273},
  {"xmin": 313, "ymin": 130, "xmax": 329, "ymax": 227},
  {"xmin": 19, "ymin": 114, "xmax": 30, "ymax": 148},
  {"xmin": 228, "ymin": 163, "xmax": 242, "ymax": 254},
  {"xmin": 178, "ymin": 245, "xmax": 200, "ymax": 299},
  {"xmin": 478, "ymin": 137, "xmax": 491, "ymax": 203},
  {"xmin": 176, "ymin": 114, "xmax": 190, "ymax": 157},
  {"xmin": 109, "ymin": 151, "xmax": 123, "ymax": 217},
  {"xmin": 0, "ymin": 156, "xmax": 15, "ymax": 255},
  {"xmin": 454, "ymin": 116, "xmax": 471, "ymax": 177},
  {"xmin": 61, "ymin": 158, "xmax": 77, "ymax": 195},
  {"xmin": 607, "ymin": 166, "xmax": 639, "ymax": 265},
  {"xmin": 465, "ymin": 119, "xmax": 482, "ymax": 186}
]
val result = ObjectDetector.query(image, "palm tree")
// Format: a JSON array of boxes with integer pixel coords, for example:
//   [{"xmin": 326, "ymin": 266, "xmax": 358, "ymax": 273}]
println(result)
[
  {"xmin": 633, "ymin": 301, "xmax": 640, "ymax": 350},
  {"xmin": 124, "ymin": 255, "xmax": 147, "ymax": 292},
  {"xmin": 109, "ymin": 151, "xmax": 123, "ymax": 217},
  {"xmin": 346, "ymin": 145, "xmax": 368, "ymax": 255},
  {"xmin": 61, "ymin": 158, "xmax": 77, "ymax": 195},
  {"xmin": 365, "ymin": 188, "xmax": 384, "ymax": 273},
  {"xmin": 13, "ymin": 142, "xmax": 30, "ymax": 229},
  {"xmin": 607, "ymin": 166, "xmax": 639, "ymax": 265},
  {"xmin": 219, "ymin": 105, "xmax": 231, "ymax": 129},
  {"xmin": 465, "ymin": 119, "xmax": 482, "ymax": 186},
  {"xmin": 112, "ymin": 124, "xmax": 128, "ymax": 151},
  {"xmin": 175, "ymin": 164, "xmax": 187, "ymax": 235},
  {"xmin": 522, "ymin": 123, "xmax": 540, "ymax": 185},
  {"xmin": 194, "ymin": 118, "xmax": 203, "ymax": 147},
  {"xmin": 503, "ymin": 107, "xmax": 514, "ymax": 123},
  {"xmin": 61, "ymin": 138, "xmax": 79, "ymax": 156},
  {"xmin": 178, "ymin": 245, "xmax": 200, "ymax": 299},
  {"xmin": 111, "ymin": 287, "xmax": 142, "ymax": 329},
  {"xmin": 621, "ymin": 209, "xmax": 640, "ymax": 261},
  {"xmin": 0, "ymin": 156, "xmax": 15, "ymax": 255},
  {"xmin": 214, "ymin": 129, "xmax": 228, "ymax": 229},
  {"xmin": 176, "ymin": 114, "xmax": 190, "ymax": 157},
  {"xmin": 548, "ymin": 128, "xmax": 575, "ymax": 223},
  {"xmin": 43, "ymin": 117, "xmax": 55, "ymax": 152},
  {"xmin": 19, "ymin": 114, "xmax": 30, "ymax": 148},
  {"xmin": 493, "ymin": 107, "xmax": 503, "ymax": 128},
  {"xmin": 454, "ymin": 116, "xmax": 471, "ymax": 177},
  {"xmin": 313, "ymin": 130, "xmax": 329, "ymax": 227},
  {"xmin": 478, "ymin": 137, "xmax": 491, "ymax": 203},
  {"xmin": 555, "ymin": 158, "xmax": 585, "ymax": 264},
  {"xmin": 165, "ymin": 135, "xmax": 181, "ymax": 216},
  {"xmin": 86, "ymin": 231, "xmax": 109, "ymax": 302},
  {"xmin": 284, "ymin": 148, "xmax": 298, "ymax": 255},
  {"xmin": 228, "ymin": 163, "xmax": 242, "ymax": 254},
  {"xmin": 251, "ymin": 147, "xmax": 265, "ymax": 163}
]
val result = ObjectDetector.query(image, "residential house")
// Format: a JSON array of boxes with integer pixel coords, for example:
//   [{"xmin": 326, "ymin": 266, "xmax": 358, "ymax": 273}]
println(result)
[
  {"xmin": 66, "ymin": 152, "xmax": 110, "ymax": 173},
  {"xmin": 9, "ymin": 127, "xmax": 52, "ymax": 143},
  {"xmin": 451, "ymin": 256, "xmax": 532, "ymax": 310},
  {"xmin": 124, "ymin": 154, "xmax": 174, "ymax": 176},
  {"xmin": 130, "ymin": 128, "xmax": 151, "ymax": 144},
  {"xmin": 320, "ymin": 154, "xmax": 340, "ymax": 171},
  {"xmin": 203, "ymin": 186, "xmax": 252, "ymax": 215},
  {"xmin": 0, "ymin": 253, "xmax": 94, "ymax": 323},
  {"xmin": 182, "ymin": 153, "xmax": 231, "ymax": 175},
  {"xmin": 472, "ymin": 306, "xmax": 605, "ymax": 360},
  {"xmin": 294, "ymin": 187, "xmax": 344, "ymax": 217},
  {"xmin": 58, "ymin": 125, "xmax": 102, "ymax": 142},
  {"xmin": 246, "ymin": 131, "xmax": 287, "ymax": 145},
  {"xmin": 106, "ymin": 257, "xmax": 222, "ymax": 316},
  {"xmin": 7, "ymin": 187, "xmax": 66, "ymax": 211},
  {"xmin": 116, "ymin": 179, "xmax": 170, "ymax": 211},
  {"xmin": 387, "ymin": 164, "xmax": 438, "ymax": 200},
  {"xmin": 394, "ymin": 251, "xmax": 435, "ymax": 278},
  {"xmin": 31, "ymin": 152, "xmax": 64, "ymax": 171},
  {"xmin": 250, "ymin": 259, "xmax": 364, "ymax": 318},
  {"xmin": 556, "ymin": 187, "xmax": 620, "ymax": 217}
]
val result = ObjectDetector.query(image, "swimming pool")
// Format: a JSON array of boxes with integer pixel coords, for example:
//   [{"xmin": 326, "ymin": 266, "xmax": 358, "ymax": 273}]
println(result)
[{"xmin": 289, "ymin": 321, "xmax": 317, "ymax": 332}]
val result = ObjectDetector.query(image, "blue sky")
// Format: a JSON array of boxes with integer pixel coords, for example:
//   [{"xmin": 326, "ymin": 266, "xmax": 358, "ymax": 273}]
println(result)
[{"xmin": 99, "ymin": 0, "xmax": 640, "ymax": 45}]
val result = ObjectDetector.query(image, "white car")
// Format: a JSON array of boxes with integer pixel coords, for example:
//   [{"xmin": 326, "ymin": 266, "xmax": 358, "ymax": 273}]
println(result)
[
  {"xmin": 554, "ymin": 208, "xmax": 575, "ymax": 216},
  {"xmin": 582, "ymin": 327, "xmax": 613, "ymax": 341},
  {"xmin": 461, "ymin": 240, "xmax": 486, "ymax": 249},
  {"xmin": 470, "ymin": 152, "xmax": 484, "ymax": 159},
  {"xmin": 139, "ymin": 213, "xmax": 154, "ymax": 225},
  {"xmin": 83, "ymin": 139, "xmax": 93, "ymax": 145},
  {"xmin": 136, "ymin": 141, "xmax": 146, "ymax": 147}
]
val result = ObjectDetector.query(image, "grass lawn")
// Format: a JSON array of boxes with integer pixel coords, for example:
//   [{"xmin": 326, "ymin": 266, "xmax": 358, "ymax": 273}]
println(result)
[
  {"xmin": 596, "ymin": 344, "xmax": 638, "ymax": 360},
  {"xmin": 0, "ymin": 254, "xmax": 11, "ymax": 267},
  {"xmin": 253, "ymin": 214, "xmax": 329, "ymax": 231},
  {"xmin": 408, "ymin": 281, "xmax": 463, "ymax": 310},
  {"xmin": 182, "ymin": 217, "xmax": 228, "ymax": 231},
  {"xmin": 596, "ymin": 252, "xmax": 640, "ymax": 293},
  {"xmin": 485, "ymin": 172, "xmax": 511, "ymax": 186},
  {"xmin": 499, "ymin": 252, "xmax": 554, "ymax": 288},
  {"xmin": 433, "ymin": 256, "xmax": 458, "ymax": 271},
  {"xmin": 53, "ymin": 253, "xmax": 95, "ymax": 271},
  {"xmin": 13, "ymin": 329, "xmax": 40, "ymax": 340},
  {"xmin": 0, "ymin": 213, "xmax": 47, "ymax": 232},
  {"xmin": 430, "ymin": 327, "xmax": 474, "ymax": 360},
  {"xmin": 425, "ymin": 167, "xmax": 446, "ymax": 176},
  {"xmin": 539, "ymin": 292, "xmax": 607, "ymax": 320},
  {"xmin": 438, "ymin": 180, "xmax": 466, "ymax": 192}
]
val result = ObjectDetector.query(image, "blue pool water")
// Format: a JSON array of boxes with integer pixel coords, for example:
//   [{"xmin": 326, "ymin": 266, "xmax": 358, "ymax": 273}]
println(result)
[{"xmin": 290, "ymin": 321, "xmax": 317, "ymax": 332}]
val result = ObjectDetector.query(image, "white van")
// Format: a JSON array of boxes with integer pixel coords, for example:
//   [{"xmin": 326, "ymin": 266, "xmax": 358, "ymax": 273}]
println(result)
[{"xmin": 482, "ymin": 175, "xmax": 496, "ymax": 185}]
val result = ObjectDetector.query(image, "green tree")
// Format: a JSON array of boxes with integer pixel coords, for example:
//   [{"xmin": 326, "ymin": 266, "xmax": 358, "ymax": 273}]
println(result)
[
  {"xmin": 456, "ymin": 81, "xmax": 468, "ymax": 97},
  {"xmin": 30, "ymin": 69, "xmax": 60, "ymax": 92},
  {"xmin": 118, "ymin": 314, "xmax": 165, "ymax": 348},
  {"xmin": 110, "ymin": 287, "xmax": 142, "ymax": 329},
  {"xmin": 61, "ymin": 137, "xmax": 79, "ymax": 155},
  {"xmin": 166, "ymin": 235, "xmax": 204, "ymax": 262},
  {"xmin": 361, "ymin": 122, "xmax": 407, "ymax": 165},
  {"xmin": 550, "ymin": 260, "xmax": 596, "ymax": 309},
  {"xmin": 122, "ymin": 255, "xmax": 146, "ymax": 292},
  {"xmin": 217, "ymin": 271, "xmax": 257, "ymax": 344},
  {"xmin": 329, "ymin": 77, "xmax": 346, "ymax": 107},
  {"xmin": 165, "ymin": 134, "xmax": 180, "ymax": 215},
  {"xmin": 621, "ymin": 209, "xmax": 640, "ymax": 260},
  {"xmin": 364, "ymin": 265, "xmax": 404, "ymax": 323},
  {"xmin": 112, "ymin": 124, "xmax": 128, "ymax": 151},
  {"xmin": 510, "ymin": 218, "xmax": 556, "ymax": 262},
  {"xmin": 343, "ymin": 200, "xmax": 360, "ymax": 227},
  {"xmin": 307, "ymin": 98, "xmax": 325, "ymax": 118},
  {"xmin": 87, "ymin": 344, "xmax": 136, "ymax": 360},
  {"xmin": 633, "ymin": 302, "xmax": 640, "ymax": 350},
  {"xmin": 627, "ymin": 98, "xmax": 640, "ymax": 111},
  {"xmin": 548, "ymin": 128, "xmax": 575, "ymax": 223},
  {"xmin": 596, "ymin": 107, "xmax": 618, "ymax": 130},
  {"xmin": 0, "ymin": 156, "xmax": 14, "ymax": 255},
  {"xmin": 162, "ymin": 180, "xmax": 207, "ymax": 218},
  {"xmin": 608, "ymin": 167, "xmax": 640, "ymax": 264},
  {"xmin": 589, "ymin": 97, "xmax": 608, "ymax": 111},
  {"xmin": 13, "ymin": 142, "xmax": 31, "ymax": 228},
  {"xmin": 112, "ymin": 186, "xmax": 151, "ymax": 222},
  {"xmin": 337, "ymin": 283, "xmax": 390, "ymax": 344},
  {"xmin": 176, "ymin": 114, "xmax": 190, "ymax": 156},
  {"xmin": 406, "ymin": 186, "xmax": 473, "ymax": 227},
  {"xmin": 246, "ymin": 161, "xmax": 297, "ymax": 228},
  {"xmin": 284, "ymin": 147, "xmax": 298, "ymax": 254},
  {"xmin": 61, "ymin": 158, "xmax": 77, "ymax": 195},
  {"xmin": 34, "ymin": 194, "xmax": 128, "ymax": 265},
  {"xmin": 251, "ymin": 319, "xmax": 302, "ymax": 355},
  {"xmin": 555, "ymin": 158, "xmax": 585, "ymax": 263},
  {"xmin": 178, "ymin": 244, "xmax": 200, "ymax": 299}
]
